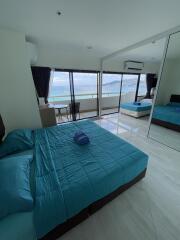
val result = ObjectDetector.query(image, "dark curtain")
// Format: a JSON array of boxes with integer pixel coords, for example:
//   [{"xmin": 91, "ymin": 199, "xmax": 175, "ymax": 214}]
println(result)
[
  {"xmin": 145, "ymin": 73, "xmax": 157, "ymax": 98},
  {"xmin": 0, "ymin": 115, "xmax": 5, "ymax": 143},
  {"xmin": 31, "ymin": 66, "xmax": 51, "ymax": 104}
]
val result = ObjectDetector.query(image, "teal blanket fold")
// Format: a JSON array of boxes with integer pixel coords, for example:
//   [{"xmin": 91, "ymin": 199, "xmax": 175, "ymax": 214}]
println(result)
[{"xmin": 34, "ymin": 120, "xmax": 148, "ymax": 238}]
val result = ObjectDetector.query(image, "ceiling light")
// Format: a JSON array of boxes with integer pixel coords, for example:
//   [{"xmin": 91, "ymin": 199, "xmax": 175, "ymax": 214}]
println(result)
[
  {"xmin": 87, "ymin": 46, "xmax": 93, "ymax": 50},
  {"xmin": 56, "ymin": 11, "xmax": 62, "ymax": 16}
]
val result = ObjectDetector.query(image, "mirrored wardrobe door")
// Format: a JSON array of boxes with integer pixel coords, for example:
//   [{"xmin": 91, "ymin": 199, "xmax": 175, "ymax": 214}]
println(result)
[{"xmin": 148, "ymin": 32, "xmax": 180, "ymax": 151}]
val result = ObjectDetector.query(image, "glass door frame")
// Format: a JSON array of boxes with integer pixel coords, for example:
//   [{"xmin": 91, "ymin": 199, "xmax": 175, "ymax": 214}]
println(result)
[
  {"xmin": 49, "ymin": 68, "xmax": 144, "ymax": 121},
  {"xmin": 48, "ymin": 69, "xmax": 75, "ymax": 124},
  {"xmin": 72, "ymin": 70, "xmax": 99, "ymax": 120},
  {"xmin": 119, "ymin": 72, "xmax": 141, "ymax": 113},
  {"xmin": 101, "ymin": 71, "xmax": 141, "ymax": 116},
  {"xmin": 51, "ymin": 68, "xmax": 99, "ymax": 122},
  {"xmin": 101, "ymin": 71, "xmax": 123, "ymax": 116}
]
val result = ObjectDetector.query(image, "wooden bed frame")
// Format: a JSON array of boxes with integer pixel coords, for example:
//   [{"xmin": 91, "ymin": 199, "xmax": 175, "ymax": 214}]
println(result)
[
  {"xmin": 152, "ymin": 94, "xmax": 180, "ymax": 132},
  {"xmin": 151, "ymin": 118, "xmax": 180, "ymax": 132},
  {"xmin": 0, "ymin": 114, "xmax": 146, "ymax": 240}
]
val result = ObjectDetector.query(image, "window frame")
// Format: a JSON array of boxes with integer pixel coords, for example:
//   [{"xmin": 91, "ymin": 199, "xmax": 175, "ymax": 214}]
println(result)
[
  {"xmin": 137, "ymin": 74, "xmax": 147, "ymax": 98},
  {"xmin": 48, "ymin": 68, "xmax": 99, "ymax": 121},
  {"xmin": 48, "ymin": 68, "xmax": 147, "ymax": 118}
]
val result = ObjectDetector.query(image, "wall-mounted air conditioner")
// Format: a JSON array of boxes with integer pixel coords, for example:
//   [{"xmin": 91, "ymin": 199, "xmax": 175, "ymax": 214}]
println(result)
[
  {"xmin": 26, "ymin": 41, "xmax": 38, "ymax": 65},
  {"xmin": 124, "ymin": 61, "xmax": 144, "ymax": 71}
]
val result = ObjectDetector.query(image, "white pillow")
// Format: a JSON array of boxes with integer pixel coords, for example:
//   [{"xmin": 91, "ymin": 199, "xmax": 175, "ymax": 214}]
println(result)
[{"xmin": 141, "ymin": 99, "xmax": 152, "ymax": 104}]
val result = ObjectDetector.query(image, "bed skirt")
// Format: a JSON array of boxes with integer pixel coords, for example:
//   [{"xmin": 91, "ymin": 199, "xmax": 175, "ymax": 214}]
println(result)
[
  {"xmin": 120, "ymin": 108, "xmax": 151, "ymax": 118},
  {"xmin": 152, "ymin": 118, "xmax": 180, "ymax": 132}
]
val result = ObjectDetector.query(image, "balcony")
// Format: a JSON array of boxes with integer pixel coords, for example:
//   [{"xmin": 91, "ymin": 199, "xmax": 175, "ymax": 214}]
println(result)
[{"xmin": 48, "ymin": 91, "xmax": 136, "ymax": 123}]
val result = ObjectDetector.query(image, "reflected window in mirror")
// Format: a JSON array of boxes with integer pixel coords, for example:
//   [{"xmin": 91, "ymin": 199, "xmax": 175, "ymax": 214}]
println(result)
[{"xmin": 138, "ymin": 74, "xmax": 147, "ymax": 97}]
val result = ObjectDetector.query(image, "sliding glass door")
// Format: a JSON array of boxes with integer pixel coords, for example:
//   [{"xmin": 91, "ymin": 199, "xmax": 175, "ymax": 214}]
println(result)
[
  {"xmin": 137, "ymin": 74, "xmax": 147, "ymax": 98},
  {"xmin": 120, "ymin": 74, "xmax": 139, "ymax": 106},
  {"xmin": 73, "ymin": 72, "xmax": 98, "ymax": 119},
  {"xmin": 48, "ymin": 69, "xmax": 143, "ymax": 123},
  {"xmin": 48, "ymin": 71, "xmax": 73, "ymax": 123},
  {"xmin": 101, "ymin": 73, "xmax": 139, "ymax": 116},
  {"xmin": 48, "ymin": 70, "xmax": 98, "ymax": 123},
  {"xmin": 102, "ymin": 73, "xmax": 122, "ymax": 115}
]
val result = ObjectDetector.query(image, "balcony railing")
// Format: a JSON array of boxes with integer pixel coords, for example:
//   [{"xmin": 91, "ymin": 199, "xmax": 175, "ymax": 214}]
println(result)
[{"xmin": 48, "ymin": 92, "xmax": 121, "ymax": 102}]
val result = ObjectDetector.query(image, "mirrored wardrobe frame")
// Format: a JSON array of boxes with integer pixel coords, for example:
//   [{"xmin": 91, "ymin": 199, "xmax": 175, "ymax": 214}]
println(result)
[
  {"xmin": 147, "ymin": 30, "xmax": 180, "ymax": 149},
  {"xmin": 147, "ymin": 36, "xmax": 170, "ymax": 136},
  {"xmin": 99, "ymin": 25, "xmax": 180, "ymax": 150},
  {"xmin": 100, "ymin": 25, "xmax": 180, "ymax": 119}
]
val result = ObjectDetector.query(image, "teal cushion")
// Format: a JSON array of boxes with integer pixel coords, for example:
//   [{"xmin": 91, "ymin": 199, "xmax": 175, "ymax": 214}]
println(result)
[
  {"xmin": 0, "ymin": 155, "xmax": 33, "ymax": 219},
  {"xmin": 0, "ymin": 129, "xmax": 34, "ymax": 158}
]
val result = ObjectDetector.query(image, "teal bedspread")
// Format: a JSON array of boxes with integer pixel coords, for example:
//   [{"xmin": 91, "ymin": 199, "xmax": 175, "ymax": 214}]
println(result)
[
  {"xmin": 0, "ymin": 150, "xmax": 35, "ymax": 240},
  {"xmin": 121, "ymin": 102, "xmax": 152, "ymax": 112},
  {"xmin": 153, "ymin": 105, "xmax": 180, "ymax": 125},
  {"xmin": 34, "ymin": 120, "xmax": 148, "ymax": 238}
]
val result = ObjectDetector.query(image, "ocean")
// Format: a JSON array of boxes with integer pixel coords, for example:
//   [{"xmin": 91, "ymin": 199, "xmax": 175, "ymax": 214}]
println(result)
[{"xmin": 48, "ymin": 78, "xmax": 146, "ymax": 102}]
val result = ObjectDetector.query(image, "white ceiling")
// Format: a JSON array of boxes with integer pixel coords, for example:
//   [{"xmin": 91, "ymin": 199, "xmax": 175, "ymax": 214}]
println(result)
[
  {"xmin": 0, "ymin": 0, "xmax": 180, "ymax": 64},
  {"xmin": 110, "ymin": 38, "xmax": 166, "ymax": 63}
]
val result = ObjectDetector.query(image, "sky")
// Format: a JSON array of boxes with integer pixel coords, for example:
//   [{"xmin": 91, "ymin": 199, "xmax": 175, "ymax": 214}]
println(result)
[{"xmin": 51, "ymin": 71, "xmax": 146, "ymax": 87}]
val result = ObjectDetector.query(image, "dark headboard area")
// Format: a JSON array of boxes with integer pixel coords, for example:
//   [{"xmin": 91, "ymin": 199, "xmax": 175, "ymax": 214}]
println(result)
[
  {"xmin": 170, "ymin": 94, "xmax": 180, "ymax": 103},
  {"xmin": 0, "ymin": 115, "xmax": 5, "ymax": 143}
]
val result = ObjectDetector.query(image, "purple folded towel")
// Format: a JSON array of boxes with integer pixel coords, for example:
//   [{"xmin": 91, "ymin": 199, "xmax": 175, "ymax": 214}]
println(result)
[{"xmin": 74, "ymin": 131, "xmax": 90, "ymax": 145}]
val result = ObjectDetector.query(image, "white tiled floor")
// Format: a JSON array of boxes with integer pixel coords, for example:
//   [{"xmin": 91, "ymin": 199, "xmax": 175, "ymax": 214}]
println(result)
[
  {"xmin": 149, "ymin": 123, "xmax": 180, "ymax": 151},
  {"xmin": 59, "ymin": 113, "xmax": 180, "ymax": 240}
]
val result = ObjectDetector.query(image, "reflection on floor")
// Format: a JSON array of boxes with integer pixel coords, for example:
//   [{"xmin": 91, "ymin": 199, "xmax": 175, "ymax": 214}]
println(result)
[
  {"xmin": 149, "ymin": 123, "xmax": 180, "ymax": 151},
  {"xmin": 59, "ymin": 113, "xmax": 180, "ymax": 240},
  {"xmin": 97, "ymin": 113, "xmax": 149, "ymax": 138}
]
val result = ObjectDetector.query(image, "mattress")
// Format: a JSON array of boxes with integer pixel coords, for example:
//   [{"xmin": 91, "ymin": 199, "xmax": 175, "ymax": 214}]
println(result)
[
  {"xmin": 0, "ymin": 150, "xmax": 36, "ymax": 240},
  {"xmin": 33, "ymin": 120, "xmax": 148, "ymax": 238},
  {"xmin": 0, "ymin": 122, "xmax": 148, "ymax": 239},
  {"xmin": 120, "ymin": 108, "xmax": 151, "ymax": 118},
  {"xmin": 0, "ymin": 212, "xmax": 36, "ymax": 240},
  {"xmin": 120, "ymin": 102, "xmax": 152, "ymax": 112},
  {"xmin": 153, "ymin": 105, "xmax": 180, "ymax": 125}
]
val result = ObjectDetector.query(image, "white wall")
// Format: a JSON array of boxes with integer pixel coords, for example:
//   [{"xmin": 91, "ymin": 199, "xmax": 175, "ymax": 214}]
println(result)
[
  {"xmin": 0, "ymin": 28, "xmax": 42, "ymax": 133},
  {"xmin": 103, "ymin": 59, "xmax": 160, "ymax": 74},
  {"xmin": 170, "ymin": 59, "xmax": 180, "ymax": 96},
  {"xmin": 156, "ymin": 58, "xmax": 180, "ymax": 105}
]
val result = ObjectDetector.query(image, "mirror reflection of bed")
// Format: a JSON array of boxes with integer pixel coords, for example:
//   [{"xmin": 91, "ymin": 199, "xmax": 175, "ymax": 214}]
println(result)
[
  {"xmin": 152, "ymin": 95, "xmax": 180, "ymax": 132},
  {"xmin": 149, "ymin": 95, "xmax": 180, "ymax": 151},
  {"xmin": 119, "ymin": 86, "xmax": 157, "ymax": 132},
  {"xmin": 148, "ymin": 31, "xmax": 180, "ymax": 151},
  {"xmin": 102, "ymin": 38, "xmax": 165, "ymax": 124}
]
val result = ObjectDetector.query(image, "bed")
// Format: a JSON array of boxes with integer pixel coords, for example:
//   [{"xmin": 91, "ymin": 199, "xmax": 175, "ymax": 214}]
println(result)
[
  {"xmin": 152, "ymin": 94, "xmax": 180, "ymax": 132},
  {"xmin": 0, "ymin": 116, "xmax": 148, "ymax": 240},
  {"xmin": 120, "ymin": 99, "xmax": 152, "ymax": 118}
]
